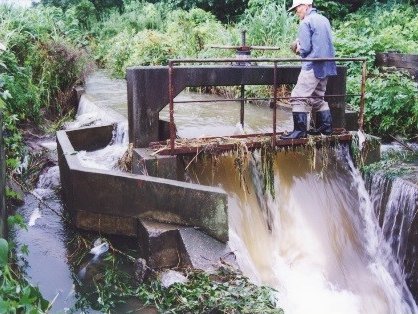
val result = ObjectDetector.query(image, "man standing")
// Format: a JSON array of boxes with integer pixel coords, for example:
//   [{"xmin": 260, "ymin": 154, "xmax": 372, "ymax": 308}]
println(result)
[{"xmin": 282, "ymin": 0, "xmax": 337, "ymax": 139}]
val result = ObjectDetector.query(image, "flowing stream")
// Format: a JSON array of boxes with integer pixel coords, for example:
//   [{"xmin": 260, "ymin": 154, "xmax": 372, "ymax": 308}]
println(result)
[
  {"xmin": 15, "ymin": 71, "xmax": 418, "ymax": 313},
  {"xmin": 185, "ymin": 146, "xmax": 417, "ymax": 314}
]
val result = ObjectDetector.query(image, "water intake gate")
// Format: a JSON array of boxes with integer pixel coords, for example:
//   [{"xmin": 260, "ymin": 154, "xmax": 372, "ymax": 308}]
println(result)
[{"xmin": 127, "ymin": 57, "xmax": 366, "ymax": 155}]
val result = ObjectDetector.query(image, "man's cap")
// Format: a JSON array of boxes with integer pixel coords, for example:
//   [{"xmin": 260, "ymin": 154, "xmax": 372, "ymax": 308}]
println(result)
[{"xmin": 288, "ymin": 0, "xmax": 313, "ymax": 11}]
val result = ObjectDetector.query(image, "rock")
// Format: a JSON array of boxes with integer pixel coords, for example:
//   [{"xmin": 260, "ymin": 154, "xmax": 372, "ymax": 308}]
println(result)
[
  {"xmin": 159, "ymin": 270, "xmax": 188, "ymax": 288},
  {"xmin": 6, "ymin": 180, "xmax": 24, "ymax": 206},
  {"xmin": 134, "ymin": 258, "xmax": 149, "ymax": 283}
]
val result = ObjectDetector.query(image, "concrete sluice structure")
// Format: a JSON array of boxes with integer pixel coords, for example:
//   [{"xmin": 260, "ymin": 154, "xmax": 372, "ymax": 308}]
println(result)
[
  {"xmin": 55, "ymin": 65, "xmax": 418, "ymax": 312},
  {"xmin": 58, "ymin": 64, "xmax": 353, "ymax": 270},
  {"xmin": 57, "ymin": 124, "xmax": 233, "ymax": 269}
]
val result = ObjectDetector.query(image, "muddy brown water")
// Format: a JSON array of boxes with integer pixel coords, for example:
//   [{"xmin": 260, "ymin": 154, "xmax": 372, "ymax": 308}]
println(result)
[{"xmin": 13, "ymin": 71, "xmax": 418, "ymax": 313}]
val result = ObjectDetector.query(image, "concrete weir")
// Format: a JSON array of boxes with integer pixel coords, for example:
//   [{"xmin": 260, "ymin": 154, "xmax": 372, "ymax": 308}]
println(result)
[
  {"xmin": 58, "ymin": 64, "xmax": 355, "ymax": 270},
  {"xmin": 57, "ymin": 125, "xmax": 228, "ymax": 242}
]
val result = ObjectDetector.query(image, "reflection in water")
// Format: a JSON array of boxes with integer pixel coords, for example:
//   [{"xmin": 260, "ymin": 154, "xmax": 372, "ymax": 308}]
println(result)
[{"xmin": 186, "ymin": 146, "xmax": 417, "ymax": 314}]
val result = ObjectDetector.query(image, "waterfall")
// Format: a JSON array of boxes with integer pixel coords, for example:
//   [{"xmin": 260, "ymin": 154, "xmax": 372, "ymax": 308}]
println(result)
[
  {"xmin": 343, "ymin": 146, "xmax": 417, "ymax": 313},
  {"xmin": 367, "ymin": 173, "xmax": 418, "ymax": 265},
  {"xmin": 187, "ymin": 145, "xmax": 418, "ymax": 314},
  {"xmin": 68, "ymin": 94, "xmax": 129, "ymax": 170},
  {"xmin": 365, "ymin": 171, "xmax": 418, "ymax": 303}
]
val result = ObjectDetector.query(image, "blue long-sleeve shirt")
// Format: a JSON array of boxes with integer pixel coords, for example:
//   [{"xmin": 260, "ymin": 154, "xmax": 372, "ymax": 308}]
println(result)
[{"xmin": 298, "ymin": 8, "xmax": 337, "ymax": 79}]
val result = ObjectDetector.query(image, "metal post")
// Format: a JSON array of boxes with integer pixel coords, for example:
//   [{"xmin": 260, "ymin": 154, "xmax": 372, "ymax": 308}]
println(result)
[
  {"xmin": 168, "ymin": 61, "xmax": 175, "ymax": 154},
  {"xmin": 272, "ymin": 61, "xmax": 278, "ymax": 146},
  {"xmin": 358, "ymin": 61, "xmax": 367, "ymax": 131},
  {"xmin": 239, "ymin": 30, "xmax": 247, "ymax": 128},
  {"xmin": 240, "ymin": 85, "xmax": 245, "ymax": 128}
]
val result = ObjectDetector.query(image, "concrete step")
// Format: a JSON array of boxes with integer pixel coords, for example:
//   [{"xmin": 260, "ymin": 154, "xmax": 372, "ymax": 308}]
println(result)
[
  {"xmin": 137, "ymin": 219, "xmax": 237, "ymax": 271},
  {"xmin": 178, "ymin": 228, "xmax": 237, "ymax": 271}
]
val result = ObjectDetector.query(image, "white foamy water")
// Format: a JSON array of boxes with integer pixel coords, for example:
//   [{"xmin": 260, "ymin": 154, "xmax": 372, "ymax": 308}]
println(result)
[
  {"xmin": 187, "ymin": 146, "xmax": 417, "ymax": 314},
  {"xmin": 65, "ymin": 95, "xmax": 125, "ymax": 130},
  {"xmin": 77, "ymin": 121, "xmax": 129, "ymax": 170},
  {"xmin": 368, "ymin": 172, "xmax": 418, "ymax": 270},
  {"xmin": 28, "ymin": 207, "xmax": 41, "ymax": 226},
  {"xmin": 32, "ymin": 166, "xmax": 60, "ymax": 199},
  {"xmin": 75, "ymin": 71, "xmax": 417, "ymax": 313},
  {"xmin": 62, "ymin": 91, "xmax": 130, "ymax": 170}
]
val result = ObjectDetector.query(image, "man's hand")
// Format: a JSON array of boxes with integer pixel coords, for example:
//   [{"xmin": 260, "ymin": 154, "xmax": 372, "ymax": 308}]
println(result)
[{"xmin": 290, "ymin": 39, "xmax": 300, "ymax": 55}]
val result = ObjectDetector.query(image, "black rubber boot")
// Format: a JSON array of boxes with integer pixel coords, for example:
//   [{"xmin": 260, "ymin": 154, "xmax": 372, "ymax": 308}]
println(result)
[
  {"xmin": 281, "ymin": 112, "xmax": 308, "ymax": 139},
  {"xmin": 308, "ymin": 110, "xmax": 333, "ymax": 135}
]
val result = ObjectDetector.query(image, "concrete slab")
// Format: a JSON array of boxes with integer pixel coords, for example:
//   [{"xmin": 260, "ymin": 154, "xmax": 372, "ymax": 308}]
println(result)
[
  {"xmin": 345, "ymin": 110, "xmax": 359, "ymax": 131},
  {"xmin": 137, "ymin": 219, "xmax": 237, "ymax": 270},
  {"xmin": 66, "ymin": 124, "xmax": 114, "ymax": 151},
  {"xmin": 137, "ymin": 219, "xmax": 183, "ymax": 268},
  {"xmin": 132, "ymin": 148, "xmax": 185, "ymax": 181},
  {"xmin": 178, "ymin": 228, "xmax": 237, "ymax": 271},
  {"xmin": 363, "ymin": 134, "xmax": 381, "ymax": 165},
  {"xmin": 75, "ymin": 210, "xmax": 138, "ymax": 237}
]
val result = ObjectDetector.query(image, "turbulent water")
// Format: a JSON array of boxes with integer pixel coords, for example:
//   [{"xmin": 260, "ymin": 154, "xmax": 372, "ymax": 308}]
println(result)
[
  {"xmin": 367, "ymin": 173, "xmax": 418, "ymax": 265},
  {"xmin": 77, "ymin": 72, "xmax": 417, "ymax": 313},
  {"xmin": 186, "ymin": 147, "xmax": 417, "ymax": 314},
  {"xmin": 16, "ymin": 71, "xmax": 417, "ymax": 313}
]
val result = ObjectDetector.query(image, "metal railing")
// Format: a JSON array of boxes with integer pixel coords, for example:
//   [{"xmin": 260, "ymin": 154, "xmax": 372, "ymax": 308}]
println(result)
[{"xmin": 167, "ymin": 57, "xmax": 367, "ymax": 155}]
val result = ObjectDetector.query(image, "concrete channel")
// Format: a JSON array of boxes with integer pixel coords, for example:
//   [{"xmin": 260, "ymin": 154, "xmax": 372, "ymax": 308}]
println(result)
[
  {"xmin": 57, "ymin": 123, "xmax": 235, "ymax": 269},
  {"xmin": 57, "ymin": 64, "xmax": 369, "ymax": 271}
]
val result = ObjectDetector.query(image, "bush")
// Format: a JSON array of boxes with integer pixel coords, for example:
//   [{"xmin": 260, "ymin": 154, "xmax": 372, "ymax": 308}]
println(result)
[
  {"xmin": 99, "ymin": 6, "xmax": 235, "ymax": 76},
  {"xmin": 335, "ymin": 4, "xmax": 418, "ymax": 59},
  {"xmin": 166, "ymin": 8, "xmax": 233, "ymax": 57},
  {"xmin": 240, "ymin": 0, "xmax": 297, "ymax": 50},
  {"xmin": 0, "ymin": 4, "xmax": 92, "ymax": 171},
  {"xmin": 363, "ymin": 71, "xmax": 418, "ymax": 139},
  {"xmin": 0, "ymin": 238, "xmax": 49, "ymax": 312},
  {"xmin": 334, "ymin": 4, "xmax": 418, "ymax": 139}
]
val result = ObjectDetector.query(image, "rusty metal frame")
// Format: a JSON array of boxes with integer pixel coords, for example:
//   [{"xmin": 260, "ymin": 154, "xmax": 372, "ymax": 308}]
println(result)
[
  {"xmin": 166, "ymin": 57, "xmax": 367, "ymax": 155},
  {"xmin": 150, "ymin": 129, "xmax": 351, "ymax": 156}
]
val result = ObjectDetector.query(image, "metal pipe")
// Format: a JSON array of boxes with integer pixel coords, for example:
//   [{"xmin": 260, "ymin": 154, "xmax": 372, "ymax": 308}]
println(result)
[
  {"xmin": 358, "ymin": 61, "xmax": 367, "ymax": 132},
  {"xmin": 208, "ymin": 45, "xmax": 281, "ymax": 50},
  {"xmin": 172, "ymin": 94, "xmax": 362, "ymax": 104},
  {"xmin": 240, "ymin": 85, "xmax": 245, "ymax": 127},
  {"xmin": 168, "ymin": 61, "xmax": 175, "ymax": 154},
  {"xmin": 272, "ymin": 61, "xmax": 278, "ymax": 146},
  {"xmin": 169, "ymin": 57, "xmax": 368, "ymax": 64},
  {"xmin": 152, "ymin": 133, "xmax": 353, "ymax": 156},
  {"xmin": 241, "ymin": 30, "xmax": 246, "ymax": 47},
  {"xmin": 150, "ymin": 128, "xmax": 348, "ymax": 147}
]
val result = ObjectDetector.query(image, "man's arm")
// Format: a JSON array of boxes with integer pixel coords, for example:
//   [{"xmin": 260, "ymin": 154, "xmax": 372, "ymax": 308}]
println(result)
[{"xmin": 298, "ymin": 22, "xmax": 312, "ymax": 58}]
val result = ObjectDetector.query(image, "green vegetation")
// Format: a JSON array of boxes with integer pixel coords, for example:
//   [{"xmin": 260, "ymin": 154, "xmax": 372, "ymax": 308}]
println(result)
[
  {"xmin": 335, "ymin": 3, "xmax": 418, "ymax": 139},
  {"xmin": 1, "ymin": 0, "xmax": 418, "ymax": 311},
  {"xmin": 71, "ymin": 243, "xmax": 282, "ymax": 313},
  {"xmin": 136, "ymin": 267, "xmax": 282, "ymax": 313},
  {"xmin": 0, "ymin": 5, "xmax": 91, "ymax": 171},
  {"xmin": 84, "ymin": 0, "xmax": 418, "ymax": 140},
  {"xmin": 363, "ymin": 148, "xmax": 418, "ymax": 179},
  {"xmin": 0, "ymin": 216, "xmax": 49, "ymax": 313},
  {"xmin": 0, "ymin": 238, "xmax": 49, "ymax": 312}
]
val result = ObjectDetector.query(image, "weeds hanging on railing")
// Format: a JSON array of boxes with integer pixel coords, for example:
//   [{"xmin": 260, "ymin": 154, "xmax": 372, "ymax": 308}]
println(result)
[{"xmin": 260, "ymin": 140, "xmax": 276, "ymax": 199}]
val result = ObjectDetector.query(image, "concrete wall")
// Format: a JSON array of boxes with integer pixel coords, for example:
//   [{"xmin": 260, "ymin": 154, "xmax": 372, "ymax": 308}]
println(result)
[
  {"xmin": 127, "ymin": 65, "xmax": 347, "ymax": 148},
  {"xmin": 57, "ymin": 124, "xmax": 229, "ymax": 242},
  {"xmin": 376, "ymin": 52, "xmax": 418, "ymax": 82}
]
